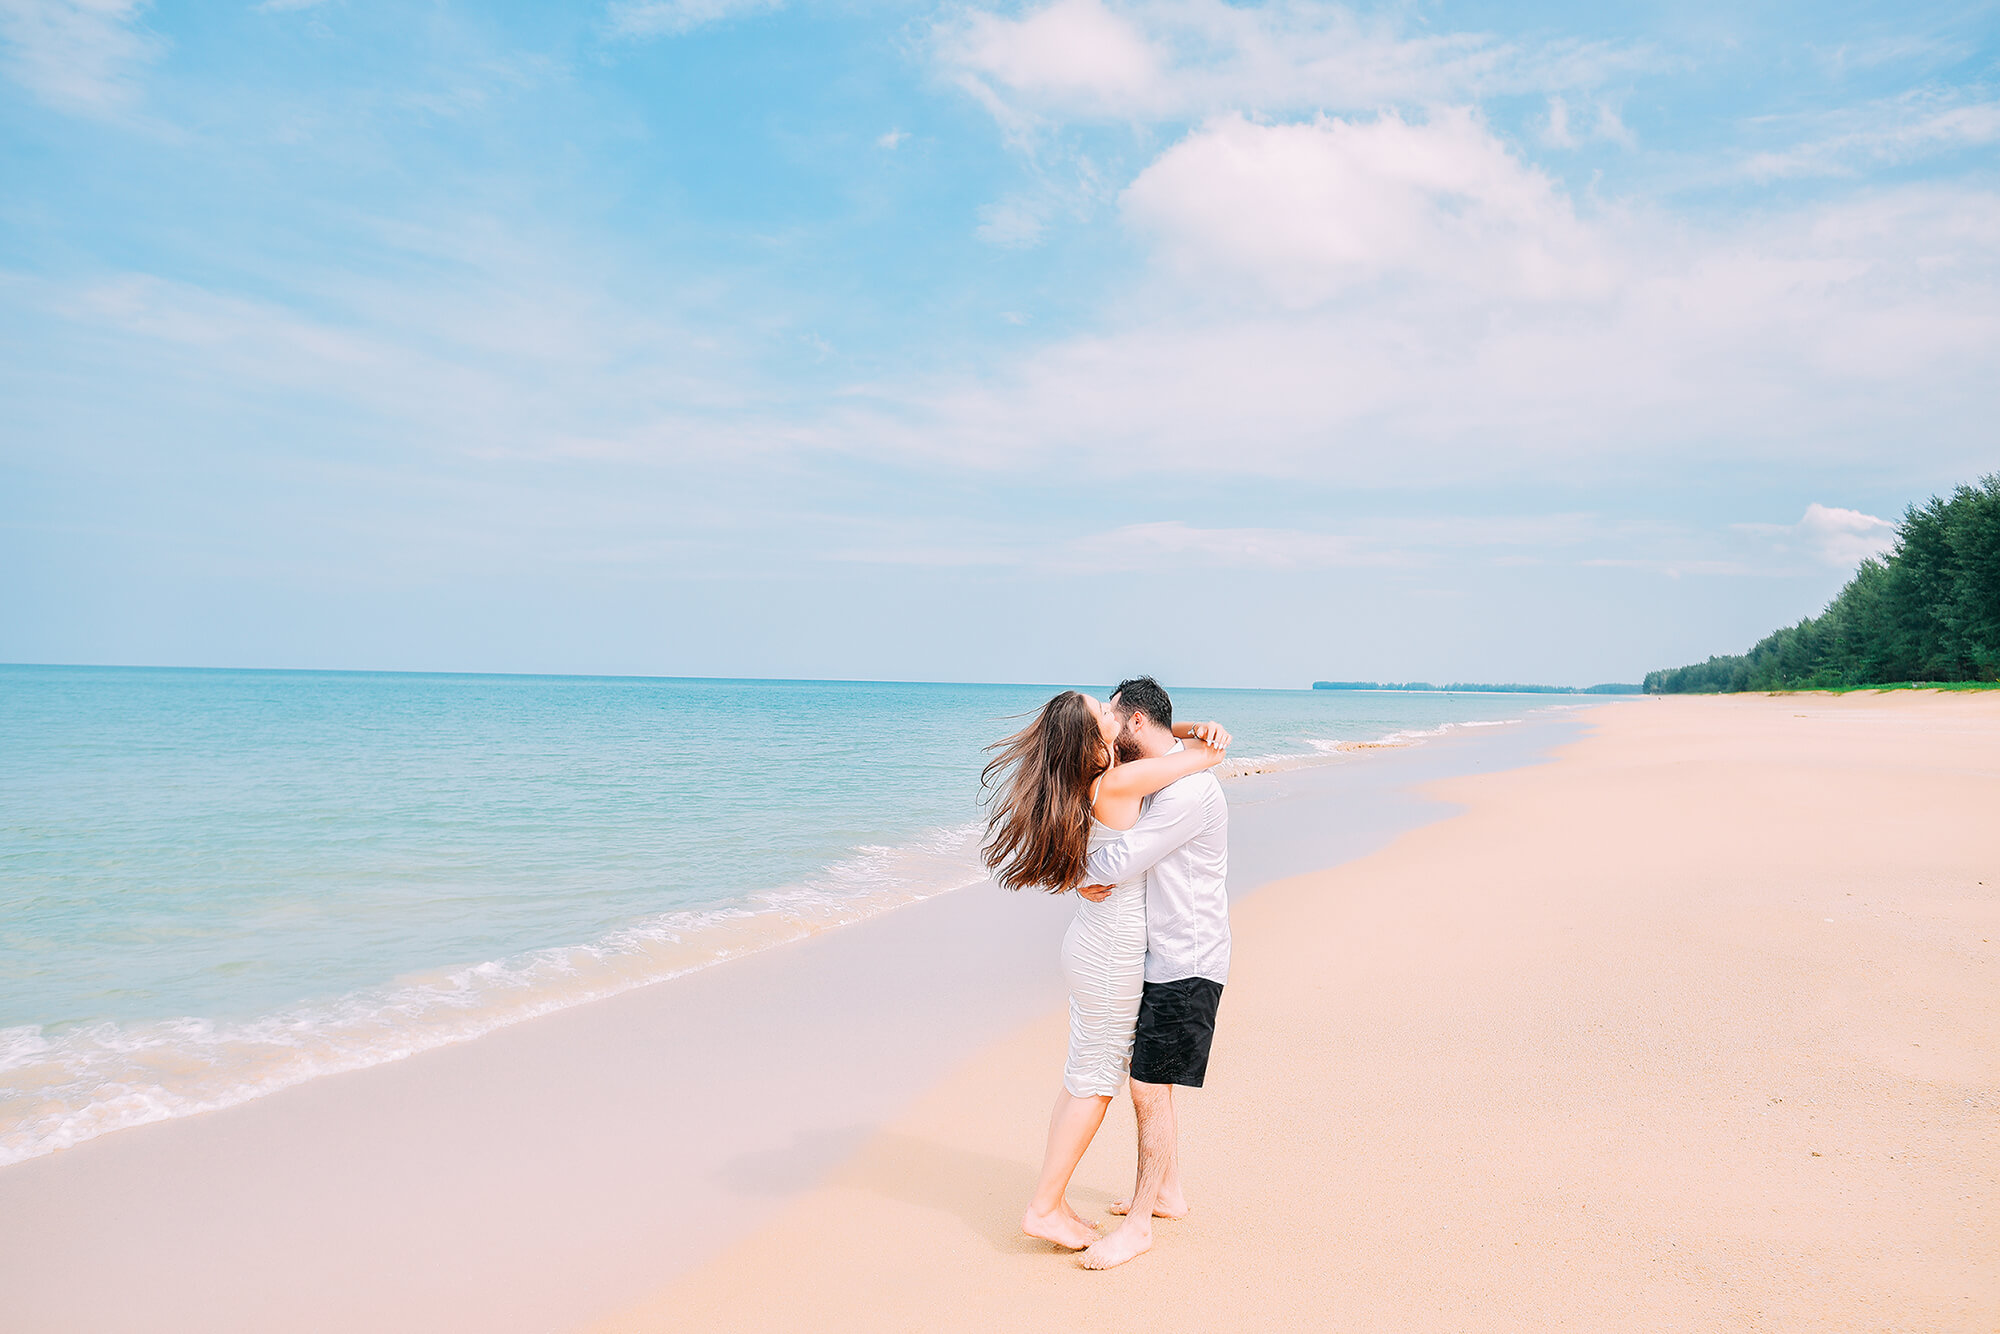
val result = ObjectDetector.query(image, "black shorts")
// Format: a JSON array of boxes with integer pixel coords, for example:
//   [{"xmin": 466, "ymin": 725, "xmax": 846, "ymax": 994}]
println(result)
[{"xmin": 1130, "ymin": 977, "xmax": 1224, "ymax": 1088}]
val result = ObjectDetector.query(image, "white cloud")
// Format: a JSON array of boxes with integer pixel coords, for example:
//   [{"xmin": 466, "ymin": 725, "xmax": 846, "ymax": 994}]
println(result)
[
  {"xmin": 940, "ymin": 1, "xmax": 1649, "ymax": 271},
  {"xmin": 831, "ymin": 519, "xmax": 1385, "ymax": 571},
  {"xmin": 1542, "ymin": 94, "xmax": 1634, "ymax": 149},
  {"xmin": 1813, "ymin": 34, "xmax": 1972, "ymax": 78},
  {"xmin": 22, "ymin": 241, "xmax": 753, "ymax": 471},
  {"xmin": 0, "ymin": 0, "xmax": 159, "ymax": 116},
  {"xmin": 27, "ymin": 83, "xmax": 1997, "ymax": 505},
  {"xmin": 1594, "ymin": 101, "xmax": 1636, "ymax": 149},
  {"xmin": 1543, "ymin": 94, "xmax": 1578, "ymax": 148},
  {"xmin": 1797, "ymin": 503, "xmax": 1899, "ymax": 565},
  {"xmin": 877, "ymin": 128, "xmax": 909, "ymax": 149},
  {"xmin": 1738, "ymin": 504, "xmax": 1899, "ymax": 568},
  {"xmin": 1743, "ymin": 89, "xmax": 2000, "ymax": 180},
  {"xmin": 823, "ymin": 512, "xmax": 1762, "ymax": 579},
  {"xmin": 1577, "ymin": 556, "xmax": 1765, "ymax": 579},
  {"xmin": 935, "ymin": 0, "xmax": 1646, "ymax": 127},
  {"xmin": 606, "ymin": 0, "xmax": 781, "ymax": 39},
  {"xmin": 820, "ymin": 112, "xmax": 2000, "ymax": 484},
  {"xmin": 976, "ymin": 194, "xmax": 1049, "ymax": 247},
  {"xmin": 1066, "ymin": 521, "xmax": 1380, "ymax": 570},
  {"xmin": 1121, "ymin": 109, "xmax": 1610, "ymax": 304},
  {"xmin": 945, "ymin": 0, "xmax": 1163, "ymax": 117}
]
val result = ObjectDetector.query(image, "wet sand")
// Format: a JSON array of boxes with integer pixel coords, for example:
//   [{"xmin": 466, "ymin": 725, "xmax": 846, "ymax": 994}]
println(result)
[{"xmin": 594, "ymin": 692, "xmax": 1999, "ymax": 1333}]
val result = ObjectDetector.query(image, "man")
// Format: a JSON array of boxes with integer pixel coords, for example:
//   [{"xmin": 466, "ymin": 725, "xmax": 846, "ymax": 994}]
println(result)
[{"xmin": 1075, "ymin": 675, "xmax": 1230, "ymax": 1271}]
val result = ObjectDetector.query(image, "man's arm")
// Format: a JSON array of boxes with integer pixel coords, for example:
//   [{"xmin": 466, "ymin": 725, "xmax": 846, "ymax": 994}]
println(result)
[{"xmin": 1080, "ymin": 784, "xmax": 1202, "ymax": 888}]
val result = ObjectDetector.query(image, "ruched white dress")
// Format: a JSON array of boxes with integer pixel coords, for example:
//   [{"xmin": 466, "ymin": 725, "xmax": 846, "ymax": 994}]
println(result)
[{"xmin": 1060, "ymin": 817, "xmax": 1148, "ymax": 1097}]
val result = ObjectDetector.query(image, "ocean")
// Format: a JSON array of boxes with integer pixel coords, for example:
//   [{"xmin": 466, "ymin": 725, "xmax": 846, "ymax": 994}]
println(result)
[{"xmin": 0, "ymin": 665, "xmax": 1584, "ymax": 1166}]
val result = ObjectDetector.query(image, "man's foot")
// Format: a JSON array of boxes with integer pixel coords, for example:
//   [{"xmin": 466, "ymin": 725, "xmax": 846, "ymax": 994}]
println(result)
[
  {"xmin": 1022, "ymin": 1206, "xmax": 1098, "ymax": 1250},
  {"xmin": 1079, "ymin": 1223, "xmax": 1152, "ymax": 1270},
  {"xmin": 1107, "ymin": 1190, "xmax": 1188, "ymax": 1220}
]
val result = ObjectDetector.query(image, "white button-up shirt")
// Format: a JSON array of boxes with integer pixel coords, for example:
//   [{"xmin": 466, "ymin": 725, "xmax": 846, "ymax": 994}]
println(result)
[{"xmin": 1083, "ymin": 755, "xmax": 1230, "ymax": 985}]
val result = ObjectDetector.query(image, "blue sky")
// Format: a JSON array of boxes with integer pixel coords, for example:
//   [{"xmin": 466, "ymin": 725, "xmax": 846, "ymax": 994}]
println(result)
[{"xmin": 2, "ymin": 0, "xmax": 1995, "ymax": 687}]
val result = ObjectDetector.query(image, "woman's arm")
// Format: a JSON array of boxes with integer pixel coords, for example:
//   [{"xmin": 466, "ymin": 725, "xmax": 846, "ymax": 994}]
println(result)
[{"xmin": 1096, "ymin": 736, "xmax": 1225, "ymax": 803}]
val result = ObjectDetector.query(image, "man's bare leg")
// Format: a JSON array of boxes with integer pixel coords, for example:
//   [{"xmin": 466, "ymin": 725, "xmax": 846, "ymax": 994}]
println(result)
[
  {"xmin": 1080, "ymin": 1078, "xmax": 1174, "ymax": 1269},
  {"xmin": 1021, "ymin": 1088, "xmax": 1110, "ymax": 1249},
  {"xmin": 1107, "ymin": 1085, "xmax": 1188, "ymax": 1217}
]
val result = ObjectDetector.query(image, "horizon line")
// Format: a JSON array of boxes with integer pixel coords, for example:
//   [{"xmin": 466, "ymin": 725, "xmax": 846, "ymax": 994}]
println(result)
[{"xmin": 0, "ymin": 661, "xmax": 1636, "ymax": 694}]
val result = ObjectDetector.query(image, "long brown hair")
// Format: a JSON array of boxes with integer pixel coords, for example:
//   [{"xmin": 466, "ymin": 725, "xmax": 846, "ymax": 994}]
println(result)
[{"xmin": 980, "ymin": 690, "xmax": 1108, "ymax": 893}]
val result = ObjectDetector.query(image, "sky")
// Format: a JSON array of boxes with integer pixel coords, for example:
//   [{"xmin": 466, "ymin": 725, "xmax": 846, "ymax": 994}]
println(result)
[{"xmin": 1, "ymin": 0, "xmax": 1996, "ymax": 688}]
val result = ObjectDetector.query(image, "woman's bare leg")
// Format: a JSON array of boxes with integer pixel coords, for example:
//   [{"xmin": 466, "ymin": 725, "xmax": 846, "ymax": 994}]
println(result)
[{"xmin": 1021, "ymin": 1087, "xmax": 1111, "ymax": 1249}]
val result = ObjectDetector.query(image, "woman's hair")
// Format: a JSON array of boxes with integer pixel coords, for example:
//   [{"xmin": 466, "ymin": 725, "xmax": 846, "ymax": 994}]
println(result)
[{"xmin": 980, "ymin": 690, "xmax": 1108, "ymax": 893}]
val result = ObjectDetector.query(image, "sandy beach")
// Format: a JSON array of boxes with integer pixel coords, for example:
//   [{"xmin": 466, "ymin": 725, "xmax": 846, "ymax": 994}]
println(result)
[{"xmin": 597, "ymin": 691, "xmax": 1998, "ymax": 1332}]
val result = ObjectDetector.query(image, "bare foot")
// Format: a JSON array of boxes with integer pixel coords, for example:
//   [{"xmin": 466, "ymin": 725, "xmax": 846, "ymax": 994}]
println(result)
[
  {"xmin": 1108, "ymin": 1192, "xmax": 1188, "ymax": 1219},
  {"xmin": 1079, "ymin": 1223, "xmax": 1152, "ymax": 1270},
  {"xmin": 1022, "ymin": 1206, "xmax": 1098, "ymax": 1250}
]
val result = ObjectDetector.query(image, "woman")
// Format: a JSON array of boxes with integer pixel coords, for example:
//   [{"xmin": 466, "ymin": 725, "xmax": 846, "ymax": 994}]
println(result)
[{"xmin": 980, "ymin": 690, "xmax": 1228, "ymax": 1250}]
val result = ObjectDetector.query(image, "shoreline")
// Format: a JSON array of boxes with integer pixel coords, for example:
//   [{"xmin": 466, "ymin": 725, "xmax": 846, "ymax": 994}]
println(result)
[
  {"xmin": 0, "ymin": 699, "xmax": 1578, "ymax": 1172},
  {"xmin": 0, "ymin": 703, "xmax": 1593, "ymax": 1333},
  {"xmin": 597, "ymin": 691, "xmax": 1998, "ymax": 1332}
]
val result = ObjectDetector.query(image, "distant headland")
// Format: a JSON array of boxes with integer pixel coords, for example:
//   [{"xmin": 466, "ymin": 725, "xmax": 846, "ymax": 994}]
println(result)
[{"xmin": 1312, "ymin": 682, "xmax": 1642, "ymax": 694}]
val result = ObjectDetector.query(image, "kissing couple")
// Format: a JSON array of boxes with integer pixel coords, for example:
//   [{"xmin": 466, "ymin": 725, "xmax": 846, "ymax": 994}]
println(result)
[{"xmin": 981, "ymin": 676, "xmax": 1232, "ymax": 1271}]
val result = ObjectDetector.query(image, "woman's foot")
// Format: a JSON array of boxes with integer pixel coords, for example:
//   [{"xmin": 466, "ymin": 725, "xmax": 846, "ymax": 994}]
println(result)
[
  {"xmin": 1107, "ymin": 1189, "xmax": 1188, "ymax": 1219},
  {"xmin": 1022, "ymin": 1206, "xmax": 1098, "ymax": 1250}
]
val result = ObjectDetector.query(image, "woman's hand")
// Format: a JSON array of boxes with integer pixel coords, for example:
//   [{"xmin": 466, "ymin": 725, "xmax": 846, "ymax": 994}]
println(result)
[
  {"xmin": 1174, "ymin": 730, "xmax": 1227, "ymax": 771},
  {"xmin": 1077, "ymin": 883, "xmax": 1112, "ymax": 903},
  {"xmin": 1174, "ymin": 719, "xmax": 1231, "ymax": 751}
]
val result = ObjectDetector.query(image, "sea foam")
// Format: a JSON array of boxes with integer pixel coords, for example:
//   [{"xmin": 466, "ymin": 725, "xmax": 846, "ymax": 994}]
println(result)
[{"xmin": 0, "ymin": 824, "xmax": 989, "ymax": 1167}]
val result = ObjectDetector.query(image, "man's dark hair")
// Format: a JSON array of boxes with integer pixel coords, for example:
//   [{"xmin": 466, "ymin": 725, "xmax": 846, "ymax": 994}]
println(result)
[{"xmin": 1112, "ymin": 675, "xmax": 1172, "ymax": 730}]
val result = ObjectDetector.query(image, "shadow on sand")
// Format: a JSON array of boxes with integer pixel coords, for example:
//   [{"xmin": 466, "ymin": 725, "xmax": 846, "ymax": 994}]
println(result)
[
  {"xmin": 842, "ymin": 1130, "xmax": 1119, "ymax": 1254},
  {"xmin": 721, "ymin": 1126, "xmax": 1118, "ymax": 1255}
]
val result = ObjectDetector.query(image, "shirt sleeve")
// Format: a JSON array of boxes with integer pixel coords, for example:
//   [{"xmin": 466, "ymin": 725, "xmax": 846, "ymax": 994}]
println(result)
[{"xmin": 1083, "ymin": 784, "xmax": 1202, "ymax": 885}]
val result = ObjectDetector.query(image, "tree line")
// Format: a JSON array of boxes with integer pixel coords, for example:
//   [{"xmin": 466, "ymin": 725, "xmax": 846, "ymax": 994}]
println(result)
[{"xmin": 1645, "ymin": 474, "xmax": 2000, "ymax": 693}]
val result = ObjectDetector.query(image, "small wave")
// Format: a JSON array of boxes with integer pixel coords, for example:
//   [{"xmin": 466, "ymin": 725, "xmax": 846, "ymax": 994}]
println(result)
[
  {"xmin": 0, "ymin": 825, "xmax": 987, "ymax": 1168},
  {"xmin": 1217, "ymin": 750, "xmax": 1332, "ymax": 777},
  {"xmin": 1216, "ymin": 713, "xmax": 1527, "ymax": 777},
  {"xmin": 1376, "ymin": 716, "xmax": 1526, "ymax": 745}
]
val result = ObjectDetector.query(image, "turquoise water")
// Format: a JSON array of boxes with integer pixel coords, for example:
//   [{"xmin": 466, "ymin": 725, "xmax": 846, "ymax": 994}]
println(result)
[{"xmin": 0, "ymin": 665, "xmax": 1573, "ymax": 1164}]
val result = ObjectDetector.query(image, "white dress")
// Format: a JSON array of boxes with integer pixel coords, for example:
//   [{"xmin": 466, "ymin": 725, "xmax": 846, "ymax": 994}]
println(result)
[{"xmin": 1060, "ymin": 817, "xmax": 1148, "ymax": 1097}]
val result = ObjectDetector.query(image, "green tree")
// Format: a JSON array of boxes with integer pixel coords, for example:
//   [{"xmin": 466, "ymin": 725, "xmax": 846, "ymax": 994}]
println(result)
[{"xmin": 1646, "ymin": 473, "xmax": 2000, "ymax": 692}]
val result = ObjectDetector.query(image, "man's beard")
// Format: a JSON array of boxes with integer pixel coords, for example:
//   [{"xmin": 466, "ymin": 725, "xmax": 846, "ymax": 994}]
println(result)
[{"xmin": 1114, "ymin": 731, "xmax": 1144, "ymax": 764}]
